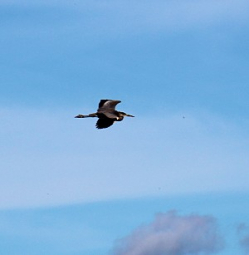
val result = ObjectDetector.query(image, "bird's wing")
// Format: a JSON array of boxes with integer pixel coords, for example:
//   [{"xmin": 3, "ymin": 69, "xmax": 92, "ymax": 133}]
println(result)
[
  {"xmin": 98, "ymin": 99, "xmax": 121, "ymax": 111},
  {"xmin": 96, "ymin": 118, "xmax": 115, "ymax": 129},
  {"xmin": 101, "ymin": 112, "xmax": 118, "ymax": 119}
]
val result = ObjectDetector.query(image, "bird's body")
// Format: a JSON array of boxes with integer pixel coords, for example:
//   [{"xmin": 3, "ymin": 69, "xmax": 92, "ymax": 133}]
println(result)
[{"xmin": 75, "ymin": 99, "xmax": 134, "ymax": 129}]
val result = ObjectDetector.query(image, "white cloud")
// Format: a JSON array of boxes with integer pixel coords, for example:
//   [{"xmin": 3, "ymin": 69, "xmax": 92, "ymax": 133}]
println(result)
[{"xmin": 111, "ymin": 211, "xmax": 223, "ymax": 255}]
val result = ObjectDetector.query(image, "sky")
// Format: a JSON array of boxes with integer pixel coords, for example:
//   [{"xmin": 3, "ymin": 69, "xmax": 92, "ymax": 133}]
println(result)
[{"xmin": 0, "ymin": 0, "xmax": 249, "ymax": 254}]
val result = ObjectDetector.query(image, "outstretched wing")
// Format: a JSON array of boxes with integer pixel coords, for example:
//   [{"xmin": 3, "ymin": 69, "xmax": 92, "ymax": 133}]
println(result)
[
  {"xmin": 96, "ymin": 118, "xmax": 115, "ymax": 129},
  {"xmin": 98, "ymin": 99, "xmax": 121, "ymax": 112}
]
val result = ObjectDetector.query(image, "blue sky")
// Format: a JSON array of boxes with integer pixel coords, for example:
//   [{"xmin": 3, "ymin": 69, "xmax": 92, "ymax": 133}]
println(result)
[{"xmin": 1, "ymin": 0, "xmax": 249, "ymax": 254}]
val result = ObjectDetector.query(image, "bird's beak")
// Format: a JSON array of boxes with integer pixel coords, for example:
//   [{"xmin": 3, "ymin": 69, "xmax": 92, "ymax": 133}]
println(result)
[{"xmin": 126, "ymin": 114, "xmax": 134, "ymax": 117}]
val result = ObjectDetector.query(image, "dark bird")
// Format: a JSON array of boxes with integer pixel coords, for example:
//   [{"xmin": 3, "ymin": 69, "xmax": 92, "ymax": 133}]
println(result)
[{"xmin": 75, "ymin": 99, "xmax": 134, "ymax": 129}]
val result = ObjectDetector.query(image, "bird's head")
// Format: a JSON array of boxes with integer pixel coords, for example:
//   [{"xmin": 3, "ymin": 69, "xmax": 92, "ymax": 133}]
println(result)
[{"xmin": 117, "ymin": 111, "xmax": 135, "ymax": 119}]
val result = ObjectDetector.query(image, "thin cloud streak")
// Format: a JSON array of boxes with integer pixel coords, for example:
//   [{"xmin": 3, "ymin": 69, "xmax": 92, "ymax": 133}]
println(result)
[{"xmin": 111, "ymin": 211, "xmax": 224, "ymax": 255}]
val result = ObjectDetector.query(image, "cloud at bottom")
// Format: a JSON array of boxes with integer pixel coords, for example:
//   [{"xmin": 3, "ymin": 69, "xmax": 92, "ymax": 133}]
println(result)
[
  {"xmin": 237, "ymin": 223, "xmax": 249, "ymax": 254},
  {"xmin": 111, "ymin": 211, "xmax": 224, "ymax": 255}
]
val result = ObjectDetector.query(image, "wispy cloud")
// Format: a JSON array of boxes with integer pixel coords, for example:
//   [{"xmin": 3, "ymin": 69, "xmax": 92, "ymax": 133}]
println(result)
[
  {"xmin": 2, "ymin": 0, "xmax": 249, "ymax": 37},
  {"xmin": 68, "ymin": 0, "xmax": 249, "ymax": 38},
  {"xmin": 111, "ymin": 211, "xmax": 223, "ymax": 255},
  {"xmin": 93, "ymin": 0, "xmax": 249, "ymax": 33},
  {"xmin": 0, "ymin": 107, "xmax": 249, "ymax": 208}
]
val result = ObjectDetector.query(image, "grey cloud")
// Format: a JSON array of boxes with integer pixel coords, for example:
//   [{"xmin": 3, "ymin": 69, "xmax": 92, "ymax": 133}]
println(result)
[
  {"xmin": 240, "ymin": 237, "xmax": 249, "ymax": 253},
  {"xmin": 237, "ymin": 223, "xmax": 249, "ymax": 254},
  {"xmin": 112, "ymin": 211, "xmax": 223, "ymax": 255}
]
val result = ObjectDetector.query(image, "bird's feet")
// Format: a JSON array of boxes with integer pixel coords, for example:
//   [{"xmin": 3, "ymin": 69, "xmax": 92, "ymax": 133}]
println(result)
[{"xmin": 75, "ymin": 114, "xmax": 85, "ymax": 118}]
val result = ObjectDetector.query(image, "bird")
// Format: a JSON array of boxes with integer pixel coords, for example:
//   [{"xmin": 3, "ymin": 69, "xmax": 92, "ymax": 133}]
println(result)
[{"xmin": 75, "ymin": 99, "xmax": 134, "ymax": 129}]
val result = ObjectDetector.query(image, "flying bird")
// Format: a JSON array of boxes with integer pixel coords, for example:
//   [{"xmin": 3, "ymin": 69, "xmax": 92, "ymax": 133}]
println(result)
[{"xmin": 75, "ymin": 99, "xmax": 134, "ymax": 129}]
